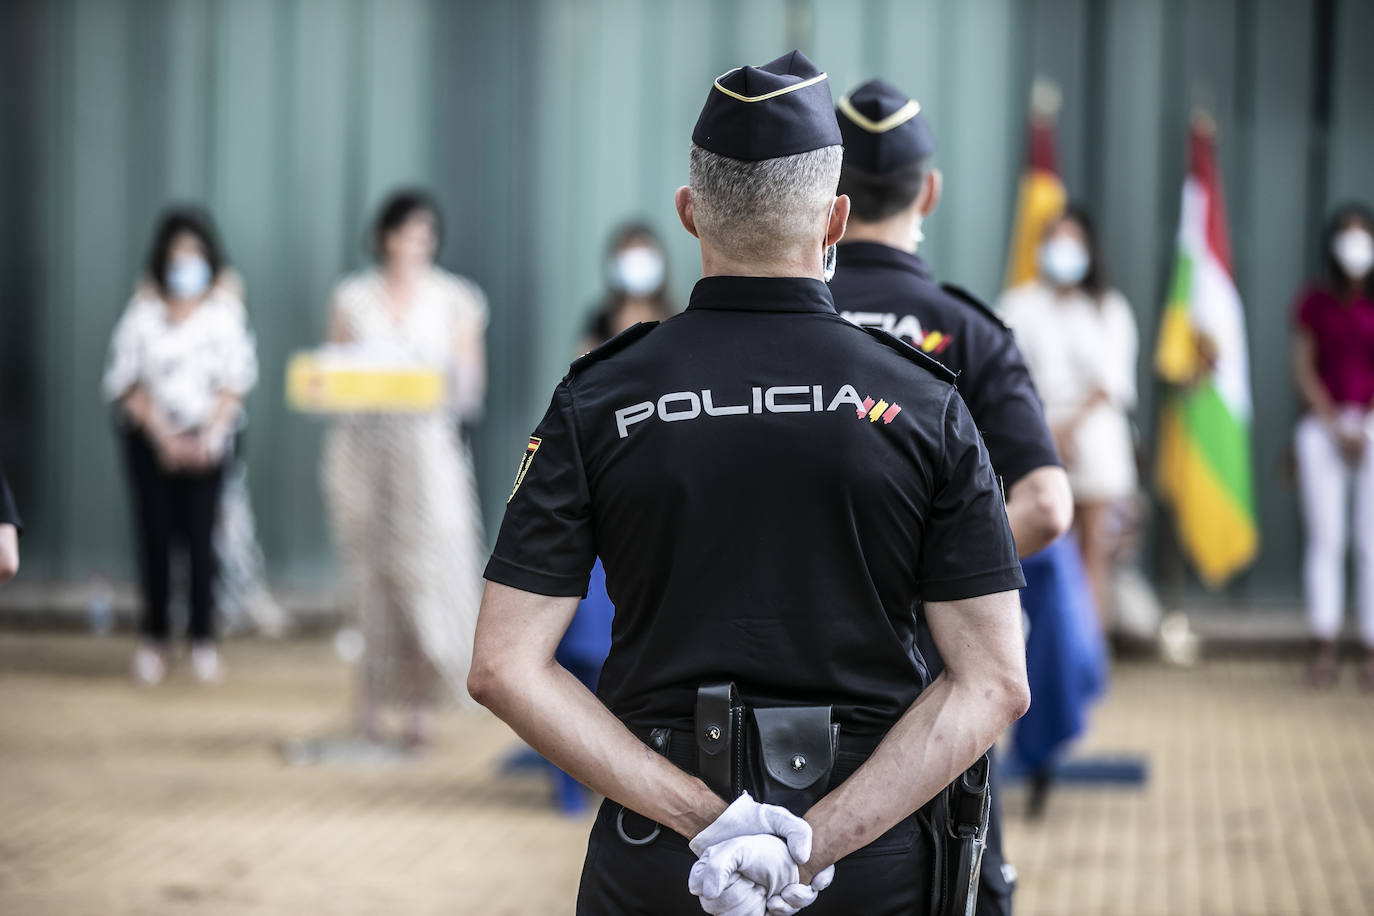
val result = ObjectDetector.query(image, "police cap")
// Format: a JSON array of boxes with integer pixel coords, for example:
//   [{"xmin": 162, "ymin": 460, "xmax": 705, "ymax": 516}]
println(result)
[
  {"xmin": 836, "ymin": 78, "xmax": 934, "ymax": 174},
  {"xmin": 692, "ymin": 50, "xmax": 842, "ymax": 161}
]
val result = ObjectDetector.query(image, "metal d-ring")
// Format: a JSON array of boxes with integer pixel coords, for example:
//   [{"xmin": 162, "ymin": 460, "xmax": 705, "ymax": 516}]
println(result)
[{"xmin": 615, "ymin": 806, "xmax": 661, "ymax": 846}]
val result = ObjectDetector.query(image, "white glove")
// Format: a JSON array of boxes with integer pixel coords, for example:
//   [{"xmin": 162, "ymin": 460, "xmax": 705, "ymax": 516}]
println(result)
[
  {"xmin": 690, "ymin": 833, "xmax": 800, "ymax": 901},
  {"xmin": 696, "ymin": 873, "xmax": 768, "ymax": 916},
  {"xmin": 765, "ymin": 864, "xmax": 836, "ymax": 915},
  {"xmin": 690, "ymin": 792, "xmax": 813, "ymax": 864}
]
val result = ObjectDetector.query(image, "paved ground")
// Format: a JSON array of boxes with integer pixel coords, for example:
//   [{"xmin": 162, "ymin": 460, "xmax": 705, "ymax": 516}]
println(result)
[{"xmin": 1, "ymin": 634, "xmax": 1372, "ymax": 915}]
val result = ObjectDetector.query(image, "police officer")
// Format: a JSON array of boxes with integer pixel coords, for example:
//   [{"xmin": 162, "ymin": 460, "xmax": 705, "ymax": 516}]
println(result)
[
  {"xmin": 470, "ymin": 52, "xmax": 1030, "ymax": 916},
  {"xmin": 828, "ymin": 79, "xmax": 1076, "ymax": 915}
]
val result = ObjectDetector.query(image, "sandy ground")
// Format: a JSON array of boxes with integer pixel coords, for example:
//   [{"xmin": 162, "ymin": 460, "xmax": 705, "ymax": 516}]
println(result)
[{"xmin": 1, "ymin": 634, "xmax": 1372, "ymax": 915}]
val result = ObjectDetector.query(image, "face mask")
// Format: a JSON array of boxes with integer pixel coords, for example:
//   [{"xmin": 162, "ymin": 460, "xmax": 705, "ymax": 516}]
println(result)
[
  {"xmin": 165, "ymin": 255, "xmax": 211, "ymax": 299},
  {"xmin": 1039, "ymin": 235, "xmax": 1090, "ymax": 288},
  {"xmin": 910, "ymin": 214, "xmax": 926, "ymax": 251},
  {"xmin": 1333, "ymin": 228, "xmax": 1374, "ymax": 281},
  {"xmin": 609, "ymin": 248, "xmax": 665, "ymax": 296}
]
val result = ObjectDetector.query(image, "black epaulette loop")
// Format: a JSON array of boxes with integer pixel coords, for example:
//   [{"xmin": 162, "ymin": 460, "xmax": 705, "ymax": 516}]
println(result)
[
  {"xmin": 939, "ymin": 282, "xmax": 1010, "ymax": 332},
  {"xmin": 860, "ymin": 325, "xmax": 958, "ymax": 384},
  {"xmin": 567, "ymin": 321, "xmax": 660, "ymax": 378}
]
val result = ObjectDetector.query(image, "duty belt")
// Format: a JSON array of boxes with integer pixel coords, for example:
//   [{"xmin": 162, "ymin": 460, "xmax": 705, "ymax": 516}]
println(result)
[{"xmin": 631, "ymin": 724, "xmax": 885, "ymax": 787}]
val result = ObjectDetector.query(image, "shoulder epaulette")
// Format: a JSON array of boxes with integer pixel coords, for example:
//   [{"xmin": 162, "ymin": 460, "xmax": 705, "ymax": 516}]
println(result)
[
  {"xmin": 939, "ymin": 282, "xmax": 1010, "ymax": 332},
  {"xmin": 861, "ymin": 325, "xmax": 958, "ymax": 384},
  {"xmin": 567, "ymin": 321, "xmax": 659, "ymax": 377}
]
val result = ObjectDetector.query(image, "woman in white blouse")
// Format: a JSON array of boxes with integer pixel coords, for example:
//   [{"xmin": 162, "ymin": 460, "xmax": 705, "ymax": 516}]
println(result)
[
  {"xmin": 1000, "ymin": 207, "xmax": 1138, "ymax": 626},
  {"xmin": 103, "ymin": 208, "xmax": 258, "ymax": 686},
  {"xmin": 322, "ymin": 190, "xmax": 486, "ymax": 746}
]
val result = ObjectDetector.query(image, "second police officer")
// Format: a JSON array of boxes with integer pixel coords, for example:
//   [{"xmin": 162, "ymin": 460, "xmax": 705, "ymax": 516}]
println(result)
[
  {"xmin": 469, "ymin": 52, "xmax": 1031, "ymax": 915},
  {"xmin": 828, "ymin": 79, "xmax": 1076, "ymax": 915}
]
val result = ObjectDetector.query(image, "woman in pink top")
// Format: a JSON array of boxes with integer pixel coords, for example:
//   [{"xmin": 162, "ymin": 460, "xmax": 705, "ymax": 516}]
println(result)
[{"xmin": 1293, "ymin": 203, "xmax": 1374, "ymax": 688}]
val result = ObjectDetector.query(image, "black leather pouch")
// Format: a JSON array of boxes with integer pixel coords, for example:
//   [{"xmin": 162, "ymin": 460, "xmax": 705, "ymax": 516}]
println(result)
[
  {"xmin": 746, "ymin": 705, "xmax": 839, "ymax": 816},
  {"xmin": 696, "ymin": 682, "xmax": 744, "ymax": 801}
]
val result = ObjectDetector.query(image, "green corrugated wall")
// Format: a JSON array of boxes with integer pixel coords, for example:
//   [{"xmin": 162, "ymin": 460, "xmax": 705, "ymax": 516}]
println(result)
[{"xmin": 2, "ymin": 0, "xmax": 1371, "ymax": 606}]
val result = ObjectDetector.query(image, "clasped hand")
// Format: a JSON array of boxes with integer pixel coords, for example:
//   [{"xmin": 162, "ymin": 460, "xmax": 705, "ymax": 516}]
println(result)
[{"xmin": 687, "ymin": 793, "xmax": 835, "ymax": 916}]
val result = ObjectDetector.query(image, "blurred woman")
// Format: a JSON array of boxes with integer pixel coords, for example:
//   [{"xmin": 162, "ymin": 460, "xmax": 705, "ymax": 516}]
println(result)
[
  {"xmin": 103, "ymin": 207, "xmax": 257, "ymax": 686},
  {"xmin": 122, "ymin": 270, "xmax": 281, "ymax": 640},
  {"xmin": 1293, "ymin": 203, "xmax": 1374, "ymax": 688},
  {"xmin": 323, "ymin": 189, "xmax": 486, "ymax": 745},
  {"xmin": 579, "ymin": 222, "xmax": 675, "ymax": 352},
  {"xmin": 1000, "ymin": 206, "xmax": 1138, "ymax": 627}
]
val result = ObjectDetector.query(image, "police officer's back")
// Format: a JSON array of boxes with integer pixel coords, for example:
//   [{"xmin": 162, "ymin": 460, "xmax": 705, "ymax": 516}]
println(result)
[
  {"xmin": 489, "ymin": 277, "xmax": 1013, "ymax": 737},
  {"xmin": 470, "ymin": 53, "xmax": 1031, "ymax": 916}
]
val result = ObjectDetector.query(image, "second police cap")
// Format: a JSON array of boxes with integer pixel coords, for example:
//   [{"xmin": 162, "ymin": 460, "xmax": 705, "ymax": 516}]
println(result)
[
  {"xmin": 692, "ymin": 50, "xmax": 843, "ymax": 161},
  {"xmin": 836, "ymin": 78, "xmax": 935, "ymax": 174}
]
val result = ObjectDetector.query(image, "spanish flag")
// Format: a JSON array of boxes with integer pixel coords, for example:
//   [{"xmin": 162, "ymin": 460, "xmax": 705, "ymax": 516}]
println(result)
[
  {"xmin": 1154, "ymin": 114, "xmax": 1257, "ymax": 587},
  {"xmin": 1003, "ymin": 80, "xmax": 1067, "ymax": 289}
]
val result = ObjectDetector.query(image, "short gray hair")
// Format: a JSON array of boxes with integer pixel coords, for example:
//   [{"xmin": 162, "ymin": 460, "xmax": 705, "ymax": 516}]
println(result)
[{"xmin": 689, "ymin": 143, "xmax": 843, "ymax": 261}]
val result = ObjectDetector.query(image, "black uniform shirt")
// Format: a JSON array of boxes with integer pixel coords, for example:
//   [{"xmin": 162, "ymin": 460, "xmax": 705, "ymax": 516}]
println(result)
[
  {"xmin": 485, "ymin": 276, "xmax": 1025, "ymax": 734},
  {"xmin": 829, "ymin": 242, "xmax": 1061, "ymax": 488}
]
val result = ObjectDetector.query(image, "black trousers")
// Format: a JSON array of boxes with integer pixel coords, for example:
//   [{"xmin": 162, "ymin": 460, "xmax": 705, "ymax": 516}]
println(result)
[
  {"xmin": 122, "ymin": 428, "xmax": 224, "ymax": 642},
  {"xmin": 576, "ymin": 796, "xmax": 934, "ymax": 915}
]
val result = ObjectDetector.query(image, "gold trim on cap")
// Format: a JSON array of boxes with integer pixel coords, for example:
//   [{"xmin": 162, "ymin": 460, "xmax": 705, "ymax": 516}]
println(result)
[
  {"xmin": 837, "ymin": 94, "xmax": 921, "ymax": 133},
  {"xmin": 713, "ymin": 68, "xmax": 829, "ymax": 103}
]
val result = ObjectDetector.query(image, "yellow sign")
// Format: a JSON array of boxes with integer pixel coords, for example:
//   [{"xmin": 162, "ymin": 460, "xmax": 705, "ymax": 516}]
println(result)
[{"xmin": 285, "ymin": 351, "xmax": 445, "ymax": 413}]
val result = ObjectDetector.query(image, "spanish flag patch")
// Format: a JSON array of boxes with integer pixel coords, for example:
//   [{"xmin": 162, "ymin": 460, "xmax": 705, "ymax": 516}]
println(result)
[{"xmin": 507, "ymin": 437, "xmax": 542, "ymax": 503}]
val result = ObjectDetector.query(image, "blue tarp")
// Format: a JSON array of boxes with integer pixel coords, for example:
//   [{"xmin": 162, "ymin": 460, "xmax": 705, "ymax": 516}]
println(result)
[
  {"xmin": 555, "ymin": 558, "xmax": 614, "ymax": 673},
  {"xmin": 1010, "ymin": 534, "xmax": 1109, "ymax": 773}
]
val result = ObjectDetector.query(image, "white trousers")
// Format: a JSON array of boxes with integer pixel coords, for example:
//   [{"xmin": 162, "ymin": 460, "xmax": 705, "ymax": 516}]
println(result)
[{"xmin": 1295, "ymin": 411, "xmax": 1374, "ymax": 646}]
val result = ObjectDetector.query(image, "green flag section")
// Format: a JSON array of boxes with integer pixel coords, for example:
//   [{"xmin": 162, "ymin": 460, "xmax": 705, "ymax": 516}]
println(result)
[{"xmin": 1153, "ymin": 118, "xmax": 1258, "ymax": 587}]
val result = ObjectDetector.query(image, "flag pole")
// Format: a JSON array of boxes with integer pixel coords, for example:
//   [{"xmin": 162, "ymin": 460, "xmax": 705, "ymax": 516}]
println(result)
[
  {"xmin": 1190, "ymin": 105, "xmax": 1217, "ymax": 139},
  {"xmin": 1030, "ymin": 77, "xmax": 1062, "ymax": 122}
]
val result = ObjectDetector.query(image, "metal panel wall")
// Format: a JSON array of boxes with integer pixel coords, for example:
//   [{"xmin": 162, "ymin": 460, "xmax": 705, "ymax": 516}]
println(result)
[
  {"xmin": 8, "ymin": 0, "xmax": 453, "ymax": 584},
  {"xmin": 4, "ymin": 0, "xmax": 1371, "ymax": 605}
]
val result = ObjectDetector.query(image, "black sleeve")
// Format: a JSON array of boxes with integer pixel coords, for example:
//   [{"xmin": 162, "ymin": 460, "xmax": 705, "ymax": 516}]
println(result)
[
  {"xmin": 484, "ymin": 382, "xmax": 597, "ymax": 597},
  {"xmin": 918, "ymin": 389, "xmax": 1025, "ymax": 602},
  {"xmin": 0, "ymin": 463, "xmax": 21, "ymax": 536},
  {"xmin": 962, "ymin": 327, "xmax": 1061, "ymax": 489}
]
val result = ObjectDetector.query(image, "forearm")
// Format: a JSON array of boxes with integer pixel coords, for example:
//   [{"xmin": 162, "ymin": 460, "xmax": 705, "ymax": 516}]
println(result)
[
  {"xmin": 800, "ymin": 668, "xmax": 1021, "ymax": 877},
  {"xmin": 204, "ymin": 392, "xmax": 242, "ymax": 451},
  {"xmin": 1066, "ymin": 388, "xmax": 1111, "ymax": 429},
  {"xmin": 1005, "ymin": 465, "xmax": 1073, "ymax": 557},
  {"xmin": 1297, "ymin": 370, "xmax": 1336, "ymax": 421},
  {"xmin": 0, "ymin": 525, "xmax": 18, "ymax": 582},
  {"xmin": 800, "ymin": 589, "xmax": 1028, "ymax": 878},
  {"xmin": 121, "ymin": 387, "xmax": 173, "ymax": 440},
  {"xmin": 449, "ymin": 327, "xmax": 486, "ymax": 421},
  {"xmin": 475, "ymin": 658, "xmax": 725, "ymax": 838},
  {"xmin": 449, "ymin": 361, "xmax": 485, "ymax": 421},
  {"xmin": 1294, "ymin": 335, "xmax": 1336, "ymax": 422}
]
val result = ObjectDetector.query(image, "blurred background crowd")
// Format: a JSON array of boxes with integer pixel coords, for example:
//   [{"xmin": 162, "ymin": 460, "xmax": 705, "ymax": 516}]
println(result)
[{"xmin": 1, "ymin": 1, "xmax": 1373, "ymax": 914}]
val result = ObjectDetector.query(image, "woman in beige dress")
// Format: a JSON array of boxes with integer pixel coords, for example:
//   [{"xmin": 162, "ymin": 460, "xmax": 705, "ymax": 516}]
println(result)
[{"xmin": 323, "ymin": 190, "xmax": 486, "ymax": 745}]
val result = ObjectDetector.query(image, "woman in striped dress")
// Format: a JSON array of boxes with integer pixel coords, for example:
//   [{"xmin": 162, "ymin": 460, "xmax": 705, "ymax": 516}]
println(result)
[{"xmin": 323, "ymin": 189, "xmax": 487, "ymax": 745}]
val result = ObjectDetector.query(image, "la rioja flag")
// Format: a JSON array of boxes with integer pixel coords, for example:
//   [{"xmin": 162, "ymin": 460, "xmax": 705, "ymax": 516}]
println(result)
[{"xmin": 1154, "ymin": 113, "xmax": 1258, "ymax": 586}]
